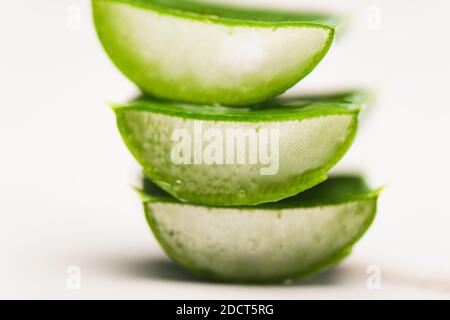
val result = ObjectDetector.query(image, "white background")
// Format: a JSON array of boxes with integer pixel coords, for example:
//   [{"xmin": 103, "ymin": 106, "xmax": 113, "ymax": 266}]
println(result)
[{"xmin": 1, "ymin": 0, "xmax": 449, "ymax": 299}]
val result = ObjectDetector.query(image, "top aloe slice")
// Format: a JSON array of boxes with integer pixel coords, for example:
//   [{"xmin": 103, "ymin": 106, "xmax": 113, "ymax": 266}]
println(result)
[
  {"xmin": 114, "ymin": 91, "xmax": 370, "ymax": 206},
  {"xmin": 93, "ymin": 0, "xmax": 338, "ymax": 106}
]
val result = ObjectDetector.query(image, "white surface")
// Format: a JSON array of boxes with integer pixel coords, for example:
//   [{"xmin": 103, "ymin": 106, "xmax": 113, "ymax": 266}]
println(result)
[{"xmin": 1, "ymin": 0, "xmax": 450, "ymax": 299}]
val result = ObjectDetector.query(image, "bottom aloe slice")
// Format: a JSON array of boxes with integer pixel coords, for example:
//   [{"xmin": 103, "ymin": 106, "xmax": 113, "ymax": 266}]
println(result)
[
  {"xmin": 115, "ymin": 91, "xmax": 369, "ymax": 206},
  {"xmin": 140, "ymin": 175, "xmax": 380, "ymax": 283}
]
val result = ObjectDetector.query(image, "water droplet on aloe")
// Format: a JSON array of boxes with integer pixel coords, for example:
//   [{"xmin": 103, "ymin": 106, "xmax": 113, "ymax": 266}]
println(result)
[
  {"xmin": 174, "ymin": 179, "xmax": 183, "ymax": 189},
  {"xmin": 249, "ymin": 239, "xmax": 257, "ymax": 249},
  {"xmin": 238, "ymin": 189, "xmax": 247, "ymax": 197}
]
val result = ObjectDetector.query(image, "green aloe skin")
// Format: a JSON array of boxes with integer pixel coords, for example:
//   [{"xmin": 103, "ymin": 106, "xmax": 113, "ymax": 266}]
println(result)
[
  {"xmin": 114, "ymin": 91, "xmax": 370, "ymax": 206},
  {"xmin": 93, "ymin": 0, "xmax": 338, "ymax": 106},
  {"xmin": 139, "ymin": 175, "xmax": 380, "ymax": 283}
]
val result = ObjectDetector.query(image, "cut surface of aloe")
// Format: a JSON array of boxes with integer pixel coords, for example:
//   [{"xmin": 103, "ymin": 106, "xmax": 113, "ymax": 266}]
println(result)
[
  {"xmin": 140, "ymin": 175, "xmax": 380, "ymax": 283},
  {"xmin": 114, "ymin": 91, "xmax": 368, "ymax": 206},
  {"xmin": 93, "ymin": 0, "xmax": 337, "ymax": 105}
]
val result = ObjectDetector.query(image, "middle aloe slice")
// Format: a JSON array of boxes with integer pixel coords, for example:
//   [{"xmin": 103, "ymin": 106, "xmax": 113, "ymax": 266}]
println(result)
[{"xmin": 114, "ymin": 91, "xmax": 367, "ymax": 206}]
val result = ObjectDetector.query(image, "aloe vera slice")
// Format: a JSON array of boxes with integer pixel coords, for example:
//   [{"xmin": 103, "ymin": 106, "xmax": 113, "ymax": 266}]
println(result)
[
  {"xmin": 92, "ymin": 0, "xmax": 337, "ymax": 105},
  {"xmin": 140, "ymin": 175, "xmax": 380, "ymax": 283},
  {"xmin": 114, "ymin": 91, "xmax": 368, "ymax": 206}
]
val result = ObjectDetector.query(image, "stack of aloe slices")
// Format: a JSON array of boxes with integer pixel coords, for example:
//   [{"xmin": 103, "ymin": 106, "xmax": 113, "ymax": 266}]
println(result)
[{"xmin": 93, "ymin": 0, "xmax": 380, "ymax": 283}]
